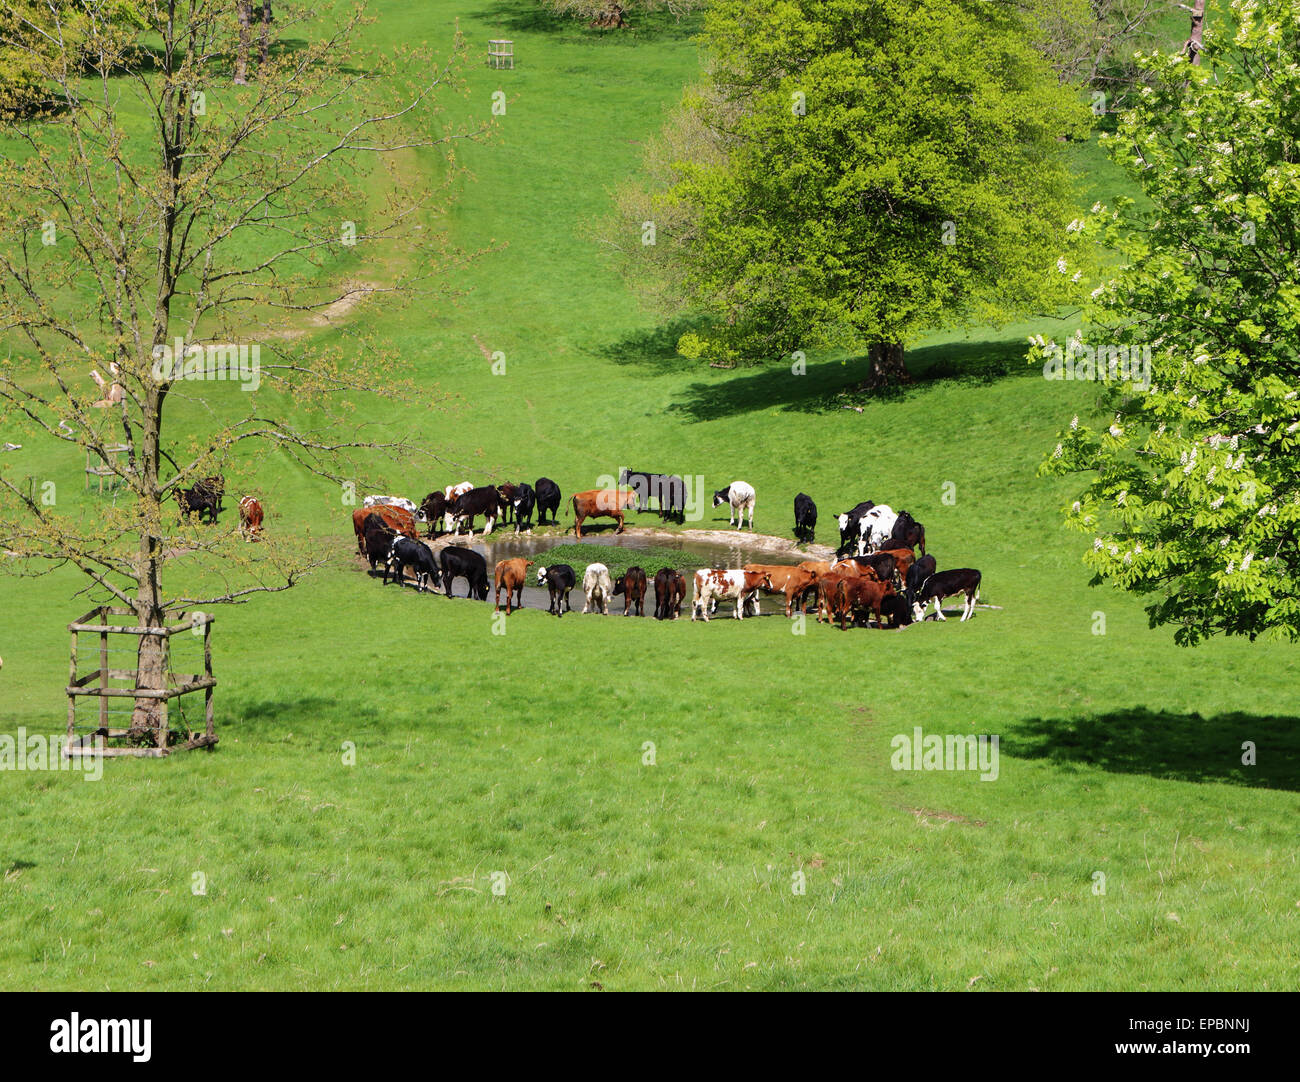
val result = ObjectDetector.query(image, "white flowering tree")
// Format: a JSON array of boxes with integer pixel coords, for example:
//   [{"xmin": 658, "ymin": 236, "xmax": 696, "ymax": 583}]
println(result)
[{"xmin": 1036, "ymin": 0, "xmax": 1300, "ymax": 644}]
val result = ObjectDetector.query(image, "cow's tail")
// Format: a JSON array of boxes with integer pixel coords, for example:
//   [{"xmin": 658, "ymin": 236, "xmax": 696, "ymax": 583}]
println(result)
[
  {"xmin": 566, "ymin": 494, "xmax": 579, "ymax": 534},
  {"xmin": 919, "ymin": 525, "xmax": 926, "ymax": 556}
]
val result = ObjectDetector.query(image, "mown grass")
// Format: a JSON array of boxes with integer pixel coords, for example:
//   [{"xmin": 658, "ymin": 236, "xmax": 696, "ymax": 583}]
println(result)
[{"xmin": 0, "ymin": 1, "xmax": 1297, "ymax": 991}]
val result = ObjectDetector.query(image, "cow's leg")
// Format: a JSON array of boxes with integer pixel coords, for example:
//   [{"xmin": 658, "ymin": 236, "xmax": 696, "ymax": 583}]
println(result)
[
  {"xmin": 933, "ymin": 597, "xmax": 946, "ymax": 621},
  {"xmin": 483, "ymin": 515, "xmax": 495, "ymax": 536}
]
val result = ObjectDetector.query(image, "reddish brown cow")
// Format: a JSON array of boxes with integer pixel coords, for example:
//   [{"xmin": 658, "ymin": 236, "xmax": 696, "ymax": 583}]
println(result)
[
  {"xmin": 494, "ymin": 558, "xmax": 535, "ymax": 614},
  {"xmin": 238, "ymin": 496, "xmax": 264, "ymax": 541},
  {"xmin": 816, "ymin": 561, "xmax": 874, "ymax": 623},
  {"xmin": 835, "ymin": 577, "xmax": 897, "ymax": 630},
  {"xmin": 352, "ymin": 505, "xmax": 418, "ymax": 554},
  {"xmin": 875, "ymin": 546, "xmax": 915, "ymax": 584},
  {"xmin": 570, "ymin": 488, "xmax": 638, "ymax": 538}
]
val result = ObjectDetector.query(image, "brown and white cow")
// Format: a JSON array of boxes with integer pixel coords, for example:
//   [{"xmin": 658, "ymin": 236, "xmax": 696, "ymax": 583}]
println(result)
[
  {"xmin": 238, "ymin": 496, "xmax": 264, "ymax": 541},
  {"xmin": 494, "ymin": 558, "xmax": 535, "ymax": 615},
  {"xmin": 570, "ymin": 488, "xmax": 638, "ymax": 538},
  {"xmin": 690, "ymin": 568, "xmax": 767, "ymax": 622}
]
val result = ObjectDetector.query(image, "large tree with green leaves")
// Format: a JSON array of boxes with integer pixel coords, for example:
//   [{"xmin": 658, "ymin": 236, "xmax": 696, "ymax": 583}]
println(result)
[
  {"xmin": 607, "ymin": 0, "xmax": 1088, "ymax": 381},
  {"xmin": 1037, "ymin": 0, "xmax": 1300, "ymax": 645}
]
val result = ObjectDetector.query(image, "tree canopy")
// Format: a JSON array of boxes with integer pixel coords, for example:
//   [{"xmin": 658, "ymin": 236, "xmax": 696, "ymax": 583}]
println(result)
[
  {"xmin": 607, "ymin": 0, "xmax": 1088, "ymax": 380},
  {"xmin": 1038, "ymin": 0, "xmax": 1300, "ymax": 644}
]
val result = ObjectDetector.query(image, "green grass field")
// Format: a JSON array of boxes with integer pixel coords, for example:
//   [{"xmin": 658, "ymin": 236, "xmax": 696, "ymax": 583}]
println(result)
[{"xmin": 0, "ymin": 2, "xmax": 1297, "ymax": 991}]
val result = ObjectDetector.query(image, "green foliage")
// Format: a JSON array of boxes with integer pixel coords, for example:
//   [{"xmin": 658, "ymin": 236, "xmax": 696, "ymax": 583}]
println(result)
[
  {"xmin": 534, "ymin": 543, "xmax": 689, "ymax": 581},
  {"xmin": 616, "ymin": 0, "xmax": 1089, "ymax": 368},
  {"xmin": 1038, "ymin": 0, "xmax": 1300, "ymax": 644},
  {"xmin": 0, "ymin": 1, "xmax": 148, "ymax": 116}
]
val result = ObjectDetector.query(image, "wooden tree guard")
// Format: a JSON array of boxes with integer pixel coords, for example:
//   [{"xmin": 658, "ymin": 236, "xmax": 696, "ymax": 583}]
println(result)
[
  {"xmin": 65, "ymin": 607, "xmax": 217, "ymax": 760},
  {"xmin": 85, "ymin": 444, "xmax": 129, "ymax": 495},
  {"xmin": 487, "ymin": 39, "xmax": 514, "ymax": 69}
]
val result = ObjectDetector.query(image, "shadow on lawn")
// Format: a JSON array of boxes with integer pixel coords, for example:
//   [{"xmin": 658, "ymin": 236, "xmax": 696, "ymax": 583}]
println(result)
[
  {"xmin": 1006, "ymin": 708, "xmax": 1300, "ymax": 791},
  {"xmin": 599, "ymin": 322, "xmax": 1039, "ymax": 421},
  {"xmin": 469, "ymin": 3, "xmax": 701, "ymax": 42}
]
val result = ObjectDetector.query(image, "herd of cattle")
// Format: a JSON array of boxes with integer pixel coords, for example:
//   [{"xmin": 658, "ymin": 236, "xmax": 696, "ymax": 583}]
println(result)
[{"xmin": 348, "ymin": 476, "xmax": 985, "ymax": 628}]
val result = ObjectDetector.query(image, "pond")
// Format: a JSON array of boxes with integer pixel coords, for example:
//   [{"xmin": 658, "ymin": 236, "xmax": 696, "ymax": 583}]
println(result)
[{"xmin": 376, "ymin": 526, "xmax": 830, "ymax": 615}]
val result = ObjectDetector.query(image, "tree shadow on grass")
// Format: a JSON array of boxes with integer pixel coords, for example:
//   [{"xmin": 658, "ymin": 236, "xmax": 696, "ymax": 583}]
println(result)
[
  {"xmin": 469, "ymin": 3, "xmax": 702, "ymax": 43},
  {"xmin": 1005, "ymin": 708, "xmax": 1300, "ymax": 791},
  {"xmin": 608, "ymin": 335, "xmax": 1039, "ymax": 423}
]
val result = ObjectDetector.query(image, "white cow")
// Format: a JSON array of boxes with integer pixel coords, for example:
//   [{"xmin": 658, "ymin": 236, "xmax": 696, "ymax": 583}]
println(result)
[
  {"xmin": 582, "ymin": 563, "xmax": 613, "ymax": 615},
  {"xmin": 363, "ymin": 494, "xmax": 417, "ymax": 514},
  {"xmin": 690, "ymin": 569, "xmax": 765, "ymax": 622},
  {"xmin": 857, "ymin": 504, "xmax": 898, "ymax": 555},
  {"xmin": 712, "ymin": 480, "xmax": 756, "ymax": 530}
]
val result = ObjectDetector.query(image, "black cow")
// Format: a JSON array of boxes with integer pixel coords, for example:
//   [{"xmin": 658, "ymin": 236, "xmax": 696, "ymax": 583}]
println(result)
[
  {"xmin": 496, "ymin": 483, "xmax": 519, "ymax": 525},
  {"xmin": 449, "ymin": 486, "xmax": 501, "ymax": 536},
  {"xmin": 176, "ymin": 485, "xmax": 220, "ymax": 524},
  {"xmin": 653, "ymin": 567, "xmax": 687, "ymax": 621},
  {"xmin": 362, "ymin": 515, "xmax": 397, "ymax": 572},
  {"xmin": 912, "ymin": 568, "xmax": 981, "ymax": 622},
  {"xmin": 904, "ymin": 554, "xmax": 937, "ymax": 607},
  {"xmin": 619, "ymin": 469, "xmax": 686, "ymax": 523},
  {"xmin": 536, "ymin": 564, "xmax": 576, "ymax": 616},
  {"xmin": 888, "ymin": 510, "xmax": 927, "ymax": 555},
  {"xmin": 417, "ymin": 491, "xmax": 448, "ymax": 538},
  {"xmin": 850, "ymin": 552, "xmax": 899, "ymax": 587},
  {"xmin": 440, "ymin": 546, "xmax": 489, "ymax": 599},
  {"xmin": 511, "ymin": 483, "xmax": 536, "ymax": 533},
  {"xmin": 880, "ymin": 593, "xmax": 914, "ymax": 628},
  {"xmin": 836, "ymin": 501, "xmax": 876, "ymax": 555},
  {"xmin": 613, "ymin": 566, "xmax": 647, "ymax": 617},
  {"xmin": 385, "ymin": 536, "xmax": 439, "ymax": 592},
  {"xmin": 793, "ymin": 492, "xmax": 817, "ymax": 543},
  {"xmin": 534, "ymin": 477, "xmax": 561, "ymax": 525}
]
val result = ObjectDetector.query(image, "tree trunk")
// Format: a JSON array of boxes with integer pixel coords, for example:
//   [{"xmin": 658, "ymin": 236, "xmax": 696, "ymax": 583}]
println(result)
[
  {"xmin": 259, "ymin": 2, "xmax": 272, "ymax": 72},
  {"xmin": 129, "ymin": 382, "xmax": 169, "ymax": 747},
  {"xmin": 1187, "ymin": 0, "xmax": 1206, "ymax": 65},
  {"xmin": 865, "ymin": 341, "xmax": 909, "ymax": 387},
  {"xmin": 591, "ymin": 2, "xmax": 627, "ymax": 28},
  {"xmin": 235, "ymin": 2, "xmax": 252, "ymax": 85}
]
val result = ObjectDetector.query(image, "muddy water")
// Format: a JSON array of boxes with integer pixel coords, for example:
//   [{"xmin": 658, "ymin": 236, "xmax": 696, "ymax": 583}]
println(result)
[{"xmin": 392, "ymin": 528, "xmax": 818, "ymax": 615}]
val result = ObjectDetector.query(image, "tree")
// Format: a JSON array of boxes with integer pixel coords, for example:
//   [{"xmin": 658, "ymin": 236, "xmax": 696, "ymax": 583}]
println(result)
[
  {"xmin": 605, "ymin": 0, "xmax": 1087, "ymax": 382},
  {"xmin": 538, "ymin": 0, "xmax": 704, "ymax": 30},
  {"xmin": 0, "ymin": 2, "xmax": 487, "ymax": 741},
  {"xmin": 1037, "ymin": 0, "xmax": 1300, "ymax": 645}
]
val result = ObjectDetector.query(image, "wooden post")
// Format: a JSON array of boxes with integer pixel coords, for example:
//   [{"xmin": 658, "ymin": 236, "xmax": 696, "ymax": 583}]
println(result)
[
  {"xmin": 98, "ymin": 610, "xmax": 109, "ymax": 731},
  {"xmin": 204, "ymin": 618, "xmax": 214, "ymax": 742},
  {"xmin": 67, "ymin": 627, "xmax": 78, "ymax": 751}
]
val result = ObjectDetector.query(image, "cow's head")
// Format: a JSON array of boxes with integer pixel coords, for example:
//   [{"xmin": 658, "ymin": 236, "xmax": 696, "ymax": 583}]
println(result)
[
  {"xmin": 536, "ymin": 566, "xmax": 549, "ymax": 586},
  {"xmin": 712, "ymin": 487, "xmax": 729, "ymax": 507}
]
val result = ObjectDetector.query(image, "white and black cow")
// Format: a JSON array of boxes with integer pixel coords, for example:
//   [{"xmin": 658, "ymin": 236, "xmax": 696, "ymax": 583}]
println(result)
[
  {"xmin": 713, "ymin": 481, "xmax": 756, "ymax": 530},
  {"xmin": 853, "ymin": 504, "xmax": 898, "ymax": 556},
  {"xmin": 364, "ymin": 494, "xmax": 417, "ymax": 514},
  {"xmin": 911, "ymin": 568, "xmax": 981, "ymax": 622},
  {"xmin": 836, "ymin": 501, "xmax": 876, "ymax": 554},
  {"xmin": 537, "ymin": 564, "xmax": 576, "ymax": 616}
]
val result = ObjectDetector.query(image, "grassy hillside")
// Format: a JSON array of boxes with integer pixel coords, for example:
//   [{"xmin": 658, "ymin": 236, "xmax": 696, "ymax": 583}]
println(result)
[{"xmin": 0, "ymin": 2, "xmax": 1296, "ymax": 991}]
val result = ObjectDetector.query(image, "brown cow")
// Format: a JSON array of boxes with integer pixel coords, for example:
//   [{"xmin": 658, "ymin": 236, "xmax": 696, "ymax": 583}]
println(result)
[
  {"xmin": 494, "ymin": 558, "xmax": 535, "ymax": 614},
  {"xmin": 769, "ymin": 566, "xmax": 821, "ymax": 618},
  {"xmin": 744, "ymin": 563, "xmax": 813, "ymax": 618},
  {"xmin": 352, "ymin": 505, "xmax": 418, "ymax": 555},
  {"xmin": 570, "ymin": 488, "xmax": 638, "ymax": 538},
  {"xmin": 816, "ymin": 561, "xmax": 872, "ymax": 623},
  {"xmin": 238, "ymin": 496, "xmax": 264, "ymax": 541},
  {"xmin": 835, "ymin": 576, "xmax": 898, "ymax": 630}
]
